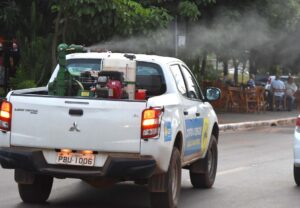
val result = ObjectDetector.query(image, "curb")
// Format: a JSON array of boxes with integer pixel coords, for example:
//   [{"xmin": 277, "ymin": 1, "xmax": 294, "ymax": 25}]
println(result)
[{"xmin": 219, "ymin": 117, "xmax": 297, "ymax": 132}]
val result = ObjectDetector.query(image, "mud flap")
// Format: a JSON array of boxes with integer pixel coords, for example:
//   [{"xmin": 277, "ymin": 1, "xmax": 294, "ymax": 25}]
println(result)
[
  {"xmin": 189, "ymin": 158, "xmax": 207, "ymax": 174},
  {"xmin": 15, "ymin": 169, "xmax": 35, "ymax": 184},
  {"xmin": 148, "ymin": 173, "xmax": 168, "ymax": 192}
]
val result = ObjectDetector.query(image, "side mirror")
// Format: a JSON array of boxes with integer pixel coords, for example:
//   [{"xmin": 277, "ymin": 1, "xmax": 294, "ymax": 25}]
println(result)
[{"xmin": 205, "ymin": 87, "xmax": 221, "ymax": 101}]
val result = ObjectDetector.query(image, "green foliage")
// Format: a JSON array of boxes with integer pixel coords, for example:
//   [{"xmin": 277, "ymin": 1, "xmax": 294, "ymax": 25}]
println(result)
[
  {"xmin": 0, "ymin": 88, "xmax": 6, "ymax": 97},
  {"xmin": 195, "ymin": 0, "xmax": 216, "ymax": 6},
  {"xmin": 114, "ymin": 0, "xmax": 172, "ymax": 35},
  {"xmin": 257, "ymin": 0, "xmax": 300, "ymax": 31},
  {"xmin": 0, "ymin": 1, "xmax": 20, "ymax": 34},
  {"xmin": 9, "ymin": 76, "xmax": 33, "ymax": 90},
  {"xmin": 50, "ymin": 0, "xmax": 172, "ymax": 44},
  {"xmin": 179, "ymin": 1, "xmax": 201, "ymax": 21},
  {"xmin": 2, "ymin": 0, "xmax": 173, "ymax": 90},
  {"xmin": 10, "ymin": 71, "xmax": 37, "ymax": 90},
  {"xmin": 273, "ymin": 65, "xmax": 283, "ymax": 76},
  {"xmin": 10, "ymin": 36, "xmax": 52, "ymax": 89},
  {"xmin": 3, "ymin": 0, "xmax": 300, "ymax": 88},
  {"xmin": 204, "ymin": 65, "xmax": 220, "ymax": 81},
  {"xmin": 1, "ymin": 0, "xmax": 53, "ymax": 89}
]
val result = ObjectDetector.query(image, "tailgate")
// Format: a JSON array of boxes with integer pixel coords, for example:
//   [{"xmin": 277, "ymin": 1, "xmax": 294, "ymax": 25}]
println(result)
[{"xmin": 10, "ymin": 95, "xmax": 146, "ymax": 153}]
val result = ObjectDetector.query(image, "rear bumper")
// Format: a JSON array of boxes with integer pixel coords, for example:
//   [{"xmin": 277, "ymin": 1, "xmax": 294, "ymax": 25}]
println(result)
[{"xmin": 0, "ymin": 148, "xmax": 156, "ymax": 179}]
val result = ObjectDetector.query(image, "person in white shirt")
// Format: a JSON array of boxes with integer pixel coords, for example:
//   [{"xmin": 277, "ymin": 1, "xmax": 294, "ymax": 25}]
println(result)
[
  {"xmin": 285, "ymin": 76, "xmax": 298, "ymax": 111},
  {"xmin": 271, "ymin": 75, "xmax": 286, "ymax": 110}
]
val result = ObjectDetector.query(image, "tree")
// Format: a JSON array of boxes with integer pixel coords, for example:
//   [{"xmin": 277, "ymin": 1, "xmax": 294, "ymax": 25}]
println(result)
[
  {"xmin": 50, "ymin": 0, "xmax": 172, "ymax": 68},
  {"xmin": 188, "ymin": 0, "xmax": 300, "ymax": 82},
  {"xmin": 1, "ymin": 0, "xmax": 172, "ymax": 88},
  {"xmin": 2, "ymin": 0, "xmax": 300, "ymax": 89}
]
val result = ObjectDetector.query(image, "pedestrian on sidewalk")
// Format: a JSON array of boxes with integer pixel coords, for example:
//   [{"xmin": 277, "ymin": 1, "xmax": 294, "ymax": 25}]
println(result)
[
  {"xmin": 285, "ymin": 76, "xmax": 298, "ymax": 111},
  {"xmin": 271, "ymin": 75, "xmax": 286, "ymax": 111}
]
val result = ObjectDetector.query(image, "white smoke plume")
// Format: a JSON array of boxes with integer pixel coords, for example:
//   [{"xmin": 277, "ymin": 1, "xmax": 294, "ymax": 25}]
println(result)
[{"xmin": 88, "ymin": 10, "xmax": 298, "ymax": 69}]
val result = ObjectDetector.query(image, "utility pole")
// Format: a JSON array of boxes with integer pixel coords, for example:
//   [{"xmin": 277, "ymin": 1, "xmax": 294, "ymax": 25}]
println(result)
[{"xmin": 174, "ymin": 15, "xmax": 178, "ymax": 57}]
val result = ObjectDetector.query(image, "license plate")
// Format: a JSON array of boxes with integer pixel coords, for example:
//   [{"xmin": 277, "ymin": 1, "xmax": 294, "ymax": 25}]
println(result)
[{"xmin": 56, "ymin": 152, "xmax": 95, "ymax": 167}]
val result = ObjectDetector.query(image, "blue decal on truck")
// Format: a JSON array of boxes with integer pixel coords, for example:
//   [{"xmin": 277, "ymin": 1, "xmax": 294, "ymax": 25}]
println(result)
[
  {"xmin": 164, "ymin": 122, "xmax": 172, "ymax": 142},
  {"xmin": 184, "ymin": 118, "xmax": 203, "ymax": 156}
]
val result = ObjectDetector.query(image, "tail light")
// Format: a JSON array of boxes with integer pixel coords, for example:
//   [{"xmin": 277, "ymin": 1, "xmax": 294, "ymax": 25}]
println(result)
[
  {"xmin": 0, "ymin": 101, "xmax": 12, "ymax": 131},
  {"xmin": 141, "ymin": 107, "xmax": 163, "ymax": 139}
]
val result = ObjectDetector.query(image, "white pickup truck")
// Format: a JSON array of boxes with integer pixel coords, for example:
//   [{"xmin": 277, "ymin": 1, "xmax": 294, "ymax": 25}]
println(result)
[{"xmin": 0, "ymin": 51, "xmax": 220, "ymax": 208}]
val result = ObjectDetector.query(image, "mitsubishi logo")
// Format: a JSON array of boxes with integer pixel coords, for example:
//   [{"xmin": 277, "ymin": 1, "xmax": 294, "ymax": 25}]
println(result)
[{"xmin": 69, "ymin": 122, "xmax": 80, "ymax": 132}]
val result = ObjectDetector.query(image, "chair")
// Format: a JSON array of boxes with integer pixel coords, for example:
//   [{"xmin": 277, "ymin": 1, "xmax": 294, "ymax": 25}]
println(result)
[
  {"xmin": 295, "ymin": 90, "xmax": 300, "ymax": 110},
  {"xmin": 256, "ymin": 86, "xmax": 267, "ymax": 112},
  {"xmin": 226, "ymin": 87, "xmax": 243, "ymax": 112},
  {"xmin": 244, "ymin": 88, "xmax": 259, "ymax": 113},
  {"xmin": 272, "ymin": 89, "xmax": 286, "ymax": 111},
  {"xmin": 211, "ymin": 85, "xmax": 227, "ymax": 111}
]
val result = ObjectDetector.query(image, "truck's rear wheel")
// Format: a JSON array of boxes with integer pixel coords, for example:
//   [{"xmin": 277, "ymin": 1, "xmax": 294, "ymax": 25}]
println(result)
[
  {"xmin": 150, "ymin": 148, "xmax": 181, "ymax": 208},
  {"xmin": 190, "ymin": 135, "xmax": 218, "ymax": 188},
  {"xmin": 18, "ymin": 174, "xmax": 53, "ymax": 203},
  {"xmin": 294, "ymin": 165, "xmax": 300, "ymax": 186}
]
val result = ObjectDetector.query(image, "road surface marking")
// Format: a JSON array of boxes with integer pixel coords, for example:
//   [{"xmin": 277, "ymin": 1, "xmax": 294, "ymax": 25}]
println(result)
[{"xmin": 217, "ymin": 166, "xmax": 250, "ymax": 176}]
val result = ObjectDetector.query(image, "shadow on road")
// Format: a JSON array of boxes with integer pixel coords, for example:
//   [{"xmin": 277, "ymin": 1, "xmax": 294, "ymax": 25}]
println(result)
[
  {"xmin": 12, "ymin": 178, "xmax": 300, "ymax": 208},
  {"xmin": 15, "ymin": 181, "xmax": 150, "ymax": 208}
]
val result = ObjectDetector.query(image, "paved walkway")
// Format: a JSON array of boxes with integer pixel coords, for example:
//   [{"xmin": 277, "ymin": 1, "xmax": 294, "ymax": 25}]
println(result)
[{"xmin": 217, "ymin": 110, "xmax": 298, "ymax": 132}]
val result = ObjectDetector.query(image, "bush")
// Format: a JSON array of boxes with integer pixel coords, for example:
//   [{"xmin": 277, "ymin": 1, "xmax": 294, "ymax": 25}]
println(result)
[
  {"xmin": 204, "ymin": 64, "xmax": 220, "ymax": 81},
  {"xmin": 11, "ymin": 36, "xmax": 52, "ymax": 90},
  {"xmin": 10, "ymin": 68, "xmax": 36, "ymax": 90}
]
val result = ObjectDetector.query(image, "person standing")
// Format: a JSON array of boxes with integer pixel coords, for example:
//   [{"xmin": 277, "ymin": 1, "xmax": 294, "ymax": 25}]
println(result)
[
  {"xmin": 9, "ymin": 39, "xmax": 20, "ymax": 77},
  {"xmin": 271, "ymin": 75, "xmax": 286, "ymax": 111},
  {"xmin": 0, "ymin": 42, "xmax": 3, "ymax": 66},
  {"xmin": 0, "ymin": 42, "xmax": 5, "ymax": 86},
  {"xmin": 285, "ymin": 76, "xmax": 298, "ymax": 111},
  {"xmin": 247, "ymin": 74, "xmax": 256, "ymax": 88}
]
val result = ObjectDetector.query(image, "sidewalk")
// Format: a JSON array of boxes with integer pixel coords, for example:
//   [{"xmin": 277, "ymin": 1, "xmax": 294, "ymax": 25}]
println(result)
[{"xmin": 217, "ymin": 110, "xmax": 298, "ymax": 132}]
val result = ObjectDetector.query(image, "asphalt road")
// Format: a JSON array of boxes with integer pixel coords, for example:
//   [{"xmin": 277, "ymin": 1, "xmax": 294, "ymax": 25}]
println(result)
[{"xmin": 0, "ymin": 126, "xmax": 299, "ymax": 208}]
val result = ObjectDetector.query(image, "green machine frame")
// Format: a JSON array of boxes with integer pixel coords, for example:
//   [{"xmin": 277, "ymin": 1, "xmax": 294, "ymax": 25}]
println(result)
[{"xmin": 48, "ymin": 43, "xmax": 86, "ymax": 96}]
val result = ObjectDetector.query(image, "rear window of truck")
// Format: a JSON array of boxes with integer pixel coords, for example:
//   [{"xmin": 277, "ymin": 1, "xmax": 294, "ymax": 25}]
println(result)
[
  {"xmin": 136, "ymin": 61, "xmax": 166, "ymax": 96},
  {"xmin": 65, "ymin": 59, "xmax": 166, "ymax": 97}
]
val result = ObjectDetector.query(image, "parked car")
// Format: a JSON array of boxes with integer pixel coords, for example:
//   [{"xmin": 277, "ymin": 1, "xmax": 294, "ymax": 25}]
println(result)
[
  {"xmin": 294, "ymin": 115, "xmax": 300, "ymax": 185},
  {"xmin": 254, "ymin": 75, "xmax": 269, "ymax": 87}
]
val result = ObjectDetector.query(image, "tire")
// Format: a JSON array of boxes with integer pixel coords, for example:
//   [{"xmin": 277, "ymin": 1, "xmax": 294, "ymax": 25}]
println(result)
[
  {"xmin": 150, "ymin": 148, "xmax": 181, "ymax": 208},
  {"xmin": 134, "ymin": 179, "xmax": 148, "ymax": 185},
  {"xmin": 190, "ymin": 135, "xmax": 218, "ymax": 188},
  {"xmin": 294, "ymin": 165, "xmax": 300, "ymax": 186},
  {"xmin": 18, "ymin": 174, "xmax": 53, "ymax": 203}
]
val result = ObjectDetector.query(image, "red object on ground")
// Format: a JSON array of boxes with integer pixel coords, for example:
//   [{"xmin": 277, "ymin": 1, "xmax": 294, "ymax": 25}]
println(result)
[{"xmin": 135, "ymin": 89, "xmax": 147, "ymax": 100}]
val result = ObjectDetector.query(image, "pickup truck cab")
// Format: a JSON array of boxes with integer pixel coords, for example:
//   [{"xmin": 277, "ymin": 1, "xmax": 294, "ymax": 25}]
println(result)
[{"xmin": 0, "ymin": 51, "xmax": 220, "ymax": 208}]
